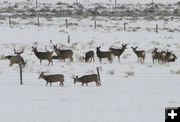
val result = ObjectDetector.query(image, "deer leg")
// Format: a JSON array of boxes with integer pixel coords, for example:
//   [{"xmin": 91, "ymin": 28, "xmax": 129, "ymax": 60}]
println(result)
[
  {"xmin": 81, "ymin": 82, "xmax": 84, "ymax": 86},
  {"xmin": 99, "ymin": 58, "xmax": 102, "ymax": 63},
  {"xmin": 70, "ymin": 57, "xmax": 73, "ymax": 62},
  {"xmin": 118, "ymin": 56, "xmax": 120, "ymax": 62},
  {"xmin": 40, "ymin": 60, "xmax": 42, "ymax": 65},
  {"xmin": 46, "ymin": 82, "xmax": 48, "ymax": 86},
  {"xmin": 93, "ymin": 56, "xmax": 95, "ymax": 62}
]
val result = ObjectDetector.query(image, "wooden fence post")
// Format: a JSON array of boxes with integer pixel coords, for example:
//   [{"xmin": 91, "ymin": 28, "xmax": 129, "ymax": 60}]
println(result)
[
  {"xmin": 156, "ymin": 24, "xmax": 158, "ymax": 33},
  {"xmin": 9, "ymin": 16, "xmax": 12, "ymax": 26},
  {"xmin": 19, "ymin": 64, "xmax": 23, "ymax": 85},
  {"xmin": 36, "ymin": 0, "xmax": 38, "ymax": 8},
  {"xmin": 96, "ymin": 67, "xmax": 101, "ymax": 86},
  {"xmin": 124, "ymin": 22, "xmax": 127, "ymax": 31},
  {"xmin": 68, "ymin": 35, "xmax": 70, "ymax": 43},
  {"xmin": 65, "ymin": 19, "xmax": 68, "ymax": 28},
  {"xmin": 115, "ymin": 0, "xmax": 117, "ymax": 8},
  {"xmin": 37, "ymin": 15, "xmax": 40, "ymax": 27},
  {"xmin": 94, "ymin": 19, "xmax": 97, "ymax": 29}
]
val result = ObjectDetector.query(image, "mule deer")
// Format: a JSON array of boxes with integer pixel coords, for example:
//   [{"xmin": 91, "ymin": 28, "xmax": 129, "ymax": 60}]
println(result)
[
  {"xmin": 5, "ymin": 55, "xmax": 25, "ymax": 67},
  {"xmin": 84, "ymin": 50, "xmax": 94, "ymax": 63},
  {"xmin": 152, "ymin": 47, "xmax": 161, "ymax": 63},
  {"xmin": 131, "ymin": 46, "xmax": 145, "ymax": 63},
  {"xmin": 39, "ymin": 72, "xmax": 64, "ymax": 86},
  {"xmin": 32, "ymin": 47, "xmax": 53, "ymax": 65},
  {"xmin": 53, "ymin": 45, "xmax": 73, "ymax": 62},
  {"xmin": 168, "ymin": 53, "xmax": 177, "ymax": 62},
  {"xmin": 74, "ymin": 73, "xmax": 101, "ymax": 87},
  {"xmin": 96, "ymin": 46, "xmax": 112, "ymax": 63},
  {"xmin": 109, "ymin": 44, "xmax": 127, "ymax": 62}
]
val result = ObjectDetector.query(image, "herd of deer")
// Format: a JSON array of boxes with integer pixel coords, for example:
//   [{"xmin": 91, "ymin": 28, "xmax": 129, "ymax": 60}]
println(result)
[{"xmin": 3, "ymin": 44, "xmax": 177, "ymax": 87}]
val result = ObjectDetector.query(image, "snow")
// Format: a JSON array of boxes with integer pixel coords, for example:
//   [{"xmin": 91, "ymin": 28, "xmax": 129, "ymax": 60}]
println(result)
[
  {"xmin": 0, "ymin": 1, "xmax": 180, "ymax": 122},
  {"xmin": 2, "ymin": 0, "xmax": 180, "ymax": 4}
]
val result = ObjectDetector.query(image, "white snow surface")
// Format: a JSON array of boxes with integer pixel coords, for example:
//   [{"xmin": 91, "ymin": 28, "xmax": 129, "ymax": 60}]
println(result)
[{"xmin": 0, "ymin": 1, "xmax": 180, "ymax": 122}]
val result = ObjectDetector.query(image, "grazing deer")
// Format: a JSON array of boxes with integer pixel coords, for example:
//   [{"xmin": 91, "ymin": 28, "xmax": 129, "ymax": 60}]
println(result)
[
  {"xmin": 32, "ymin": 47, "xmax": 53, "ymax": 65},
  {"xmin": 96, "ymin": 46, "xmax": 112, "ymax": 63},
  {"xmin": 131, "ymin": 46, "xmax": 145, "ymax": 63},
  {"xmin": 5, "ymin": 55, "xmax": 25, "ymax": 67},
  {"xmin": 74, "ymin": 68, "xmax": 101, "ymax": 86},
  {"xmin": 109, "ymin": 44, "xmax": 127, "ymax": 62},
  {"xmin": 53, "ymin": 45, "xmax": 73, "ymax": 62},
  {"xmin": 39, "ymin": 72, "xmax": 64, "ymax": 86},
  {"xmin": 14, "ymin": 48, "xmax": 24, "ymax": 56},
  {"xmin": 168, "ymin": 53, "xmax": 177, "ymax": 62},
  {"xmin": 84, "ymin": 50, "xmax": 94, "ymax": 63}
]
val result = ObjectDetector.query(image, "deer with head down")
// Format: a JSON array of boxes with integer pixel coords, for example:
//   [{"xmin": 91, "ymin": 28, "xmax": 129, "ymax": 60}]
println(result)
[
  {"xmin": 5, "ymin": 55, "xmax": 25, "ymax": 67},
  {"xmin": 39, "ymin": 72, "xmax": 64, "ymax": 86},
  {"xmin": 32, "ymin": 47, "xmax": 53, "ymax": 65},
  {"xmin": 84, "ymin": 50, "xmax": 95, "ymax": 63},
  {"xmin": 53, "ymin": 44, "xmax": 73, "ymax": 62},
  {"xmin": 74, "ymin": 67, "xmax": 101, "ymax": 86},
  {"xmin": 109, "ymin": 44, "xmax": 127, "ymax": 62},
  {"xmin": 131, "ymin": 46, "xmax": 145, "ymax": 63},
  {"xmin": 96, "ymin": 46, "xmax": 112, "ymax": 63}
]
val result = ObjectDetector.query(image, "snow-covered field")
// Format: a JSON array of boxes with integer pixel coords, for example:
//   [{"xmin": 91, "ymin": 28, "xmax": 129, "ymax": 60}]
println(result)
[{"xmin": 0, "ymin": 0, "xmax": 180, "ymax": 122}]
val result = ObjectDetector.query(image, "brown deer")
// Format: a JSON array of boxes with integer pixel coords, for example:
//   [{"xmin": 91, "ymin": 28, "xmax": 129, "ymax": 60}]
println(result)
[
  {"xmin": 131, "ymin": 46, "xmax": 145, "ymax": 63},
  {"xmin": 168, "ymin": 53, "xmax": 177, "ymax": 62},
  {"xmin": 96, "ymin": 46, "xmax": 112, "ymax": 63},
  {"xmin": 152, "ymin": 47, "xmax": 161, "ymax": 63},
  {"xmin": 53, "ymin": 45, "xmax": 73, "ymax": 62},
  {"xmin": 32, "ymin": 47, "xmax": 53, "ymax": 65},
  {"xmin": 109, "ymin": 44, "xmax": 127, "ymax": 62},
  {"xmin": 84, "ymin": 50, "xmax": 94, "ymax": 63},
  {"xmin": 5, "ymin": 55, "xmax": 25, "ymax": 67},
  {"xmin": 39, "ymin": 72, "xmax": 64, "ymax": 86}
]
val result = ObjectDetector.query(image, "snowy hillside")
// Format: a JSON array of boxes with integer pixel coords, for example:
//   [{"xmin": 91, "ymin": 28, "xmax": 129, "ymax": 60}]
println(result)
[{"xmin": 0, "ymin": 0, "xmax": 180, "ymax": 122}]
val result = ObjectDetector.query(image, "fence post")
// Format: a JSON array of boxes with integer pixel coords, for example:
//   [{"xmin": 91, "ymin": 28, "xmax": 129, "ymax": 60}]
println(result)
[
  {"xmin": 96, "ymin": 67, "xmax": 101, "ymax": 86},
  {"xmin": 115, "ymin": 0, "xmax": 117, "ymax": 8},
  {"xmin": 65, "ymin": 19, "xmax": 68, "ymax": 28},
  {"xmin": 9, "ymin": 16, "xmax": 12, "ymax": 26},
  {"xmin": 19, "ymin": 64, "xmax": 23, "ymax": 85},
  {"xmin": 94, "ymin": 19, "xmax": 97, "ymax": 29},
  {"xmin": 124, "ymin": 22, "xmax": 127, "ymax": 31},
  {"xmin": 68, "ymin": 35, "xmax": 70, "ymax": 43},
  {"xmin": 36, "ymin": 0, "xmax": 38, "ymax": 8},
  {"xmin": 156, "ymin": 24, "xmax": 158, "ymax": 33},
  {"xmin": 37, "ymin": 15, "xmax": 40, "ymax": 27}
]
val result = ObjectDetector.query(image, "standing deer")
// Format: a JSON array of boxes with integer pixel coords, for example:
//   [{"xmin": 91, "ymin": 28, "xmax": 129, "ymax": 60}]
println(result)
[
  {"xmin": 5, "ymin": 55, "xmax": 25, "ymax": 67},
  {"xmin": 109, "ymin": 44, "xmax": 127, "ymax": 62},
  {"xmin": 39, "ymin": 72, "xmax": 64, "ymax": 86},
  {"xmin": 32, "ymin": 47, "xmax": 53, "ymax": 65},
  {"xmin": 53, "ymin": 45, "xmax": 73, "ymax": 62},
  {"xmin": 152, "ymin": 47, "xmax": 161, "ymax": 63},
  {"xmin": 96, "ymin": 46, "xmax": 112, "ymax": 63},
  {"xmin": 131, "ymin": 46, "xmax": 145, "ymax": 63},
  {"xmin": 84, "ymin": 50, "xmax": 94, "ymax": 63},
  {"xmin": 74, "ymin": 68, "xmax": 101, "ymax": 86}
]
